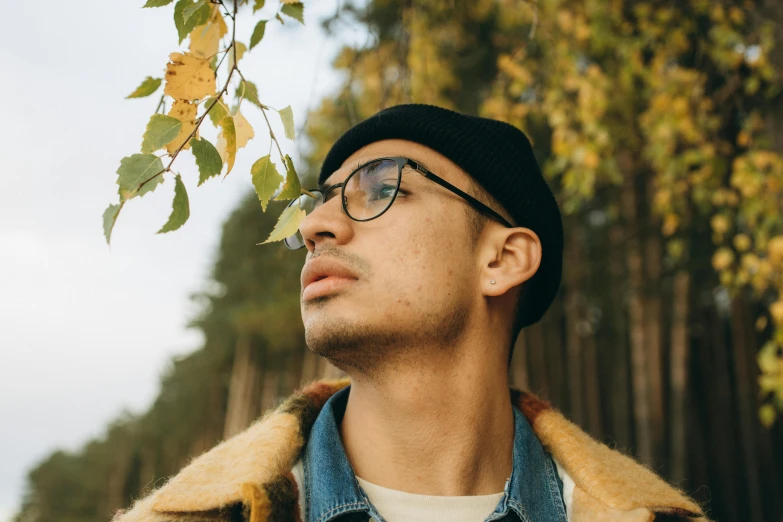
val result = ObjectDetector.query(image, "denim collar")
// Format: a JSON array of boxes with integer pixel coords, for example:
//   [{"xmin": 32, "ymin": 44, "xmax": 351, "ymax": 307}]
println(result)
[{"xmin": 303, "ymin": 386, "xmax": 567, "ymax": 522}]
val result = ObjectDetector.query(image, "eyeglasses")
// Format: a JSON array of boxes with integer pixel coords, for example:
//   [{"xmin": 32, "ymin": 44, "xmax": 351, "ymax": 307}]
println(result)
[{"xmin": 283, "ymin": 156, "xmax": 514, "ymax": 250}]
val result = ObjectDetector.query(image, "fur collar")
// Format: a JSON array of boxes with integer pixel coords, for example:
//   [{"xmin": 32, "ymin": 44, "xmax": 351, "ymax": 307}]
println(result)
[{"xmin": 114, "ymin": 379, "xmax": 706, "ymax": 522}]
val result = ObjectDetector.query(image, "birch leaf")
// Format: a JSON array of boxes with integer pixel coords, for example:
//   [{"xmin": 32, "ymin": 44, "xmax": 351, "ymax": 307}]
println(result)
[
  {"xmin": 126, "ymin": 77, "xmax": 162, "ymax": 99},
  {"xmin": 174, "ymin": 0, "xmax": 210, "ymax": 44},
  {"xmin": 116, "ymin": 154, "xmax": 165, "ymax": 200},
  {"xmin": 164, "ymin": 52, "xmax": 216, "ymax": 101},
  {"xmin": 259, "ymin": 204, "xmax": 306, "ymax": 244},
  {"xmin": 102, "ymin": 202, "xmax": 124, "ymax": 246},
  {"xmin": 253, "ymin": 0, "xmax": 265, "ymax": 11},
  {"xmin": 182, "ymin": 0, "xmax": 207, "ymax": 23},
  {"xmin": 206, "ymin": 96, "xmax": 229, "ymax": 126},
  {"xmin": 157, "ymin": 175, "xmax": 190, "ymax": 233},
  {"xmin": 280, "ymin": 2, "xmax": 304, "ymax": 23},
  {"xmin": 141, "ymin": 114, "xmax": 182, "ymax": 154},
  {"xmin": 191, "ymin": 137, "xmax": 223, "ymax": 185},
  {"xmin": 276, "ymin": 154, "xmax": 301, "ymax": 200},
  {"xmin": 144, "ymin": 0, "xmax": 174, "ymax": 6},
  {"xmin": 234, "ymin": 111, "xmax": 255, "ymax": 149},
  {"xmin": 237, "ymin": 80, "xmax": 262, "ymax": 109},
  {"xmin": 216, "ymin": 116, "xmax": 237, "ymax": 175},
  {"xmin": 251, "ymin": 155, "xmax": 283, "ymax": 211},
  {"xmin": 279, "ymin": 105, "xmax": 295, "ymax": 140},
  {"xmin": 189, "ymin": 7, "xmax": 228, "ymax": 59},
  {"xmin": 165, "ymin": 100, "xmax": 198, "ymax": 153},
  {"xmin": 249, "ymin": 20, "xmax": 267, "ymax": 50}
]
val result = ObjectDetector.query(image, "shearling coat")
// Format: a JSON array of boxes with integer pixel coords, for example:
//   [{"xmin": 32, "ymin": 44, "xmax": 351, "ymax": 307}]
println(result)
[{"xmin": 112, "ymin": 379, "xmax": 707, "ymax": 522}]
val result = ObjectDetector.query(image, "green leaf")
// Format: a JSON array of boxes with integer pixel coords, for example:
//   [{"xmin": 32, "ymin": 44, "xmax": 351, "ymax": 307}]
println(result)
[
  {"xmin": 191, "ymin": 137, "xmax": 223, "ymax": 185},
  {"xmin": 253, "ymin": 0, "xmax": 265, "ymax": 12},
  {"xmin": 157, "ymin": 175, "xmax": 190, "ymax": 233},
  {"xmin": 206, "ymin": 96, "xmax": 229, "ymax": 126},
  {"xmin": 144, "ymin": 0, "xmax": 174, "ymax": 6},
  {"xmin": 141, "ymin": 114, "xmax": 182, "ymax": 154},
  {"xmin": 280, "ymin": 2, "xmax": 304, "ymax": 23},
  {"xmin": 219, "ymin": 115, "xmax": 237, "ymax": 175},
  {"xmin": 228, "ymin": 41, "xmax": 247, "ymax": 69},
  {"xmin": 237, "ymin": 80, "xmax": 262, "ymax": 109},
  {"xmin": 276, "ymin": 154, "xmax": 301, "ymax": 200},
  {"xmin": 278, "ymin": 105, "xmax": 295, "ymax": 140},
  {"xmin": 174, "ymin": 0, "xmax": 210, "ymax": 44},
  {"xmin": 251, "ymin": 155, "xmax": 283, "ymax": 211},
  {"xmin": 259, "ymin": 203, "xmax": 306, "ymax": 244},
  {"xmin": 249, "ymin": 20, "xmax": 267, "ymax": 50},
  {"xmin": 182, "ymin": 0, "xmax": 207, "ymax": 23},
  {"xmin": 102, "ymin": 201, "xmax": 124, "ymax": 246},
  {"xmin": 126, "ymin": 77, "xmax": 162, "ymax": 99},
  {"xmin": 116, "ymin": 154, "xmax": 165, "ymax": 200}
]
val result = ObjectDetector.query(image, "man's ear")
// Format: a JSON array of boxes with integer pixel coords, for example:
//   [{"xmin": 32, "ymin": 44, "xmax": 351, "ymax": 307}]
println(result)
[{"xmin": 481, "ymin": 227, "xmax": 542, "ymax": 297}]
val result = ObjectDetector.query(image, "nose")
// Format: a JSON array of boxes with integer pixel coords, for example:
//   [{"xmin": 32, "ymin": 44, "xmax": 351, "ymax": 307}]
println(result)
[{"xmin": 298, "ymin": 193, "xmax": 355, "ymax": 252}]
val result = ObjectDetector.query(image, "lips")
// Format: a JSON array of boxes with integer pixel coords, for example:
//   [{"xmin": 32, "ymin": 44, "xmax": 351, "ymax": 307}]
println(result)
[{"xmin": 301, "ymin": 257, "xmax": 359, "ymax": 293}]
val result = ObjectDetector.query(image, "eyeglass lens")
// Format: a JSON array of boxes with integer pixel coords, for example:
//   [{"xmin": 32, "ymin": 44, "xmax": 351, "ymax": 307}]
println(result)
[{"xmin": 284, "ymin": 158, "xmax": 402, "ymax": 249}]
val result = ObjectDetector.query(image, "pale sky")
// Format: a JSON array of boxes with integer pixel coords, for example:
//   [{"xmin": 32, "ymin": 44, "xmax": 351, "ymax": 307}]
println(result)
[{"xmin": 0, "ymin": 1, "xmax": 363, "ymax": 519}]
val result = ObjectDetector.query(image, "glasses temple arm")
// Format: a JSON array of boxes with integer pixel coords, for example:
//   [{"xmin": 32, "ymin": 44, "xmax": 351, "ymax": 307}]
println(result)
[{"xmin": 415, "ymin": 166, "xmax": 515, "ymax": 228}]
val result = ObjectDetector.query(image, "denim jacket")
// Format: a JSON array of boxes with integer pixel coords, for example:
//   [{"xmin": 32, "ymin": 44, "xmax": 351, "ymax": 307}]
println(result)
[{"xmin": 301, "ymin": 385, "xmax": 568, "ymax": 522}]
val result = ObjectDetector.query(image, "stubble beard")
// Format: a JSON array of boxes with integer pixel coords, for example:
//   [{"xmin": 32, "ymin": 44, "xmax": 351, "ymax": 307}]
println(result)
[{"xmin": 304, "ymin": 294, "xmax": 470, "ymax": 379}]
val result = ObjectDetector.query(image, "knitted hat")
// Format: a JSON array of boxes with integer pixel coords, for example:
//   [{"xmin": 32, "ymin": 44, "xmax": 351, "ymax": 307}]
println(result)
[{"xmin": 318, "ymin": 104, "xmax": 563, "ymax": 328}]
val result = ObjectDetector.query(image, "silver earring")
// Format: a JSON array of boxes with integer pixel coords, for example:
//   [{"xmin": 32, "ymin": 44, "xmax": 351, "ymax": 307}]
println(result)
[{"xmin": 490, "ymin": 280, "xmax": 496, "ymax": 284}]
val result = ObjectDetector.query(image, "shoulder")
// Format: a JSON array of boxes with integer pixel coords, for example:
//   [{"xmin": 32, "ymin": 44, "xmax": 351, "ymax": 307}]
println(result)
[{"xmin": 515, "ymin": 390, "xmax": 708, "ymax": 521}]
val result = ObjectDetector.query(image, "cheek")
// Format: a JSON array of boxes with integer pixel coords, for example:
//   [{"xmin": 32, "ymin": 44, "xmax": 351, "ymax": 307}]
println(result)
[{"xmin": 373, "ymin": 214, "xmax": 470, "ymax": 301}]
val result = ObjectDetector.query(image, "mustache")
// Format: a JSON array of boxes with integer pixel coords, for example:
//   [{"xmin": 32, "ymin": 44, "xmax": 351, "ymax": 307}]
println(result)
[{"xmin": 308, "ymin": 244, "xmax": 372, "ymax": 279}]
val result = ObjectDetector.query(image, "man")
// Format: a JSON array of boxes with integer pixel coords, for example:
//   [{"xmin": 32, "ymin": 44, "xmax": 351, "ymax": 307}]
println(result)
[{"xmin": 114, "ymin": 104, "xmax": 706, "ymax": 522}]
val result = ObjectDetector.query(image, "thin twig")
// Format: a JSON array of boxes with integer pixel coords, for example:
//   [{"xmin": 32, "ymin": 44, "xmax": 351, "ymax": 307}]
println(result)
[
  {"xmin": 259, "ymin": 106, "xmax": 286, "ymax": 160},
  {"xmin": 154, "ymin": 94, "xmax": 165, "ymax": 114}
]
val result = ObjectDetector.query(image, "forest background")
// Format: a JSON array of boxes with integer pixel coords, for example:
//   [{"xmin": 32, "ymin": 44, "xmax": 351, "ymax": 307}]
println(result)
[{"xmin": 4, "ymin": 0, "xmax": 783, "ymax": 521}]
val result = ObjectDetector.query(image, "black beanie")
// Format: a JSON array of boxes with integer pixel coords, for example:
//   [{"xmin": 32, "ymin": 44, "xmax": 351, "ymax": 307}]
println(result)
[{"xmin": 318, "ymin": 103, "xmax": 563, "ymax": 328}]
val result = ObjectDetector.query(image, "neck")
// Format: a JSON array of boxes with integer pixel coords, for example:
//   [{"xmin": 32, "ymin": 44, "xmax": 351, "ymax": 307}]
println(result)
[{"xmin": 338, "ymin": 337, "xmax": 514, "ymax": 497}]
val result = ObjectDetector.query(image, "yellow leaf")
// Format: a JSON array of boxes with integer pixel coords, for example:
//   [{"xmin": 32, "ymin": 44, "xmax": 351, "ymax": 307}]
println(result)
[
  {"xmin": 759, "ymin": 404, "xmax": 776, "ymax": 428},
  {"xmin": 233, "ymin": 111, "xmax": 255, "ymax": 149},
  {"xmin": 164, "ymin": 52, "xmax": 216, "ymax": 101},
  {"xmin": 189, "ymin": 6, "xmax": 228, "ymax": 59},
  {"xmin": 756, "ymin": 316, "xmax": 768, "ymax": 331},
  {"xmin": 771, "ymin": 300, "xmax": 783, "ymax": 326},
  {"xmin": 733, "ymin": 234, "xmax": 751, "ymax": 252},
  {"xmin": 662, "ymin": 214, "xmax": 679, "ymax": 237},
  {"xmin": 768, "ymin": 236, "xmax": 783, "ymax": 265},
  {"xmin": 216, "ymin": 115, "xmax": 237, "ymax": 174},
  {"xmin": 712, "ymin": 248, "xmax": 735, "ymax": 271},
  {"xmin": 710, "ymin": 215, "xmax": 730, "ymax": 235},
  {"xmin": 165, "ymin": 100, "xmax": 198, "ymax": 154},
  {"xmin": 259, "ymin": 204, "xmax": 306, "ymax": 244}
]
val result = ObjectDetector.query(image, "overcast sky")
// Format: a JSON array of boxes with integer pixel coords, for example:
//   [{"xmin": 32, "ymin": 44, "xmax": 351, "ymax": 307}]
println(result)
[{"xmin": 0, "ymin": 1, "xmax": 361, "ymax": 519}]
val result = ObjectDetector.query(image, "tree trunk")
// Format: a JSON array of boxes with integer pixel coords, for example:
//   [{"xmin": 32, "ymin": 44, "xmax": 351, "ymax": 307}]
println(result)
[
  {"xmin": 668, "ymin": 270, "xmax": 690, "ymax": 482},
  {"xmin": 224, "ymin": 334, "xmax": 264, "ymax": 438},
  {"xmin": 622, "ymin": 172, "xmax": 652, "ymax": 463},
  {"xmin": 643, "ymin": 213, "xmax": 665, "ymax": 464},
  {"xmin": 564, "ymin": 226, "xmax": 585, "ymax": 426}
]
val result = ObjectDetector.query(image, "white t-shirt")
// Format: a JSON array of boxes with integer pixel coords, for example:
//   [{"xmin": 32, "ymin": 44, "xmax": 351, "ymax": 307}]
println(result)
[{"xmin": 355, "ymin": 476, "xmax": 504, "ymax": 522}]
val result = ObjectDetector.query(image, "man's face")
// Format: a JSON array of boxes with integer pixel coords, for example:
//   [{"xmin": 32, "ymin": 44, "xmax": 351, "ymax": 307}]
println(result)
[{"xmin": 298, "ymin": 139, "xmax": 484, "ymax": 373}]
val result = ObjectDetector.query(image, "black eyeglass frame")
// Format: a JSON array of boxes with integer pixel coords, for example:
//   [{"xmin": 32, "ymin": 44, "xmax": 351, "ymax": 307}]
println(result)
[{"xmin": 284, "ymin": 156, "xmax": 514, "ymax": 249}]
